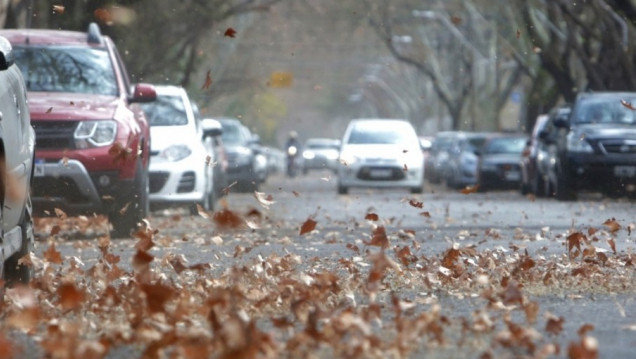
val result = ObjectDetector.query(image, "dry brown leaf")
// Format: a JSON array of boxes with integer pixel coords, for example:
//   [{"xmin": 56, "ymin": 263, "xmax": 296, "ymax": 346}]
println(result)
[
  {"xmin": 224, "ymin": 27, "xmax": 237, "ymax": 38},
  {"xmin": 201, "ymin": 70, "xmax": 213, "ymax": 90},
  {"xmin": 141, "ymin": 283, "xmax": 175, "ymax": 313},
  {"xmin": 213, "ymin": 208, "xmax": 244, "ymax": 230},
  {"xmin": 364, "ymin": 226, "xmax": 389, "ymax": 249},
  {"xmin": 365, "ymin": 213, "xmax": 379, "ymax": 221},
  {"xmin": 58, "ymin": 283, "xmax": 84, "ymax": 310},
  {"xmin": 608, "ymin": 239, "xmax": 616, "ymax": 254},
  {"xmin": 546, "ymin": 314, "xmax": 565, "ymax": 335},
  {"xmin": 50, "ymin": 225, "xmax": 61, "ymax": 236},
  {"xmin": 408, "ymin": 199, "xmax": 423, "ymax": 208},
  {"xmin": 620, "ymin": 99, "xmax": 636, "ymax": 111},
  {"xmin": 603, "ymin": 218, "xmax": 621, "ymax": 233},
  {"xmin": 132, "ymin": 250, "xmax": 154, "ymax": 272},
  {"xmin": 300, "ymin": 218, "xmax": 317, "ymax": 235},
  {"xmin": 460, "ymin": 185, "xmax": 479, "ymax": 194},
  {"xmin": 43, "ymin": 243, "xmax": 63, "ymax": 264}
]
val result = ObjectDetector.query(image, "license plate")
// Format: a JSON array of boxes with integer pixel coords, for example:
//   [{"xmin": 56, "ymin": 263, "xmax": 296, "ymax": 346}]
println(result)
[
  {"xmin": 34, "ymin": 159, "xmax": 45, "ymax": 177},
  {"xmin": 504, "ymin": 171, "xmax": 520, "ymax": 181},
  {"xmin": 369, "ymin": 169, "xmax": 392, "ymax": 178},
  {"xmin": 614, "ymin": 166, "xmax": 636, "ymax": 178}
]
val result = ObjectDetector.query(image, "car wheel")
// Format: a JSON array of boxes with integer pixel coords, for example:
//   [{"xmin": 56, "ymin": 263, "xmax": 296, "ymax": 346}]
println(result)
[
  {"xmin": 109, "ymin": 160, "xmax": 148, "ymax": 238},
  {"xmin": 3, "ymin": 194, "xmax": 35, "ymax": 287},
  {"xmin": 533, "ymin": 172, "xmax": 547, "ymax": 198},
  {"xmin": 337, "ymin": 185, "xmax": 348, "ymax": 195}
]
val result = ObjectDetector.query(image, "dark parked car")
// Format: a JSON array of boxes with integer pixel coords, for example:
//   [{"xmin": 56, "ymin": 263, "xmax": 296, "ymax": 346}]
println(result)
[
  {"xmin": 549, "ymin": 92, "xmax": 636, "ymax": 200},
  {"xmin": 1, "ymin": 24, "xmax": 157, "ymax": 237},
  {"xmin": 217, "ymin": 118, "xmax": 264, "ymax": 191},
  {"xmin": 477, "ymin": 135, "xmax": 527, "ymax": 191}
]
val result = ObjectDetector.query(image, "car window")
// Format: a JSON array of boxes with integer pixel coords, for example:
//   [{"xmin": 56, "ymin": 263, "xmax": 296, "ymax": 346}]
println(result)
[
  {"xmin": 221, "ymin": 123, "xmax": 248, "ymax": 145},
  {"xmin": 347, "ymin": 122, "xmax": 417, "ymax": 146},
  {"xmin": 575, "ymin": 97, "xmax": 636, "ymax": 125},
  {"xmin": 484, "ymin": 137, "xmax": 526, "ymax": 154},
  {"xmin": 141, "ymin": 95, "xmax": 188, "ymax": 126},
  {"xmin": 12, "ymin": 46, "xmax": 117, "ymax": 95}
]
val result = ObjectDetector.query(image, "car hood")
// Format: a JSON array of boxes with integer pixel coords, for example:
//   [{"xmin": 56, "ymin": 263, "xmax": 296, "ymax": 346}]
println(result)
[
  {"xmin": 574, "ymin": 124, "xmax": 636, "ymax": 140},
  {"xmin": 150, "ymin": 125, "xmax": 198, "ymax": 152},
  {"xmin": 481, "ymin": 153, "xmax": 522, "ymax": 165},
  {"xmin": 27, "ymin": 92, "xmax": 120, "ymax": 120}
]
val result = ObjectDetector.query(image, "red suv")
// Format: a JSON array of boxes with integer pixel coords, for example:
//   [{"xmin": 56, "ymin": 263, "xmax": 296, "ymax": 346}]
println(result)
[{"xmin": 0, "ymin": 23, "xmax": 156, "ymax": 237}]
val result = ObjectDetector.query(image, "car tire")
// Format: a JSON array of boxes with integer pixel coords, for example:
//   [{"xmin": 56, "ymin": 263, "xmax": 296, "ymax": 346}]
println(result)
[
  {"xmin": 3, "ymin": 194, "xmax": 35, "ymax": 287},
  {"xmin": 337, "ymin": 185, "xmax": 348, "ymax": 195},
  {"xmin": 533, "ymin": 172, "xmax": 547, "ymax": 198},
  {"xmin": 109, "ymin": 160, "xmax": 148, "ymax": 238},
  {"xmin": 555, "ymin": 170, "xmax": 576, "ymax": 201},
  {"xmin": 410, "ymin": 186, "xmax": 423, "ymax": 194}
]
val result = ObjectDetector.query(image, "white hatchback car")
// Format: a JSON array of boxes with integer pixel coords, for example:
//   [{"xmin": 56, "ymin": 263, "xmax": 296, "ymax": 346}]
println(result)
[
  {"xmin": 337, "ymin": 119, "xmax": 424, "ymax": 194},
  {"xmin": 141, "ymin": 86, "xmax": 218, "ymax": 213}
]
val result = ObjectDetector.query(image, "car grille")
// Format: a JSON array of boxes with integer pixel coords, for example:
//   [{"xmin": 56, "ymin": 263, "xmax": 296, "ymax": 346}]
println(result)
[
  {"xmin": 226, "ymin": 152, "xmax": 240, "ymax": 165},
  {"xmin": 177, "ymin": 171, "xmax": 196, "ymax": 193},
  {"xmin": 32, "ymin": 121, "xmax": 78, "ymax": 150},
  {"xmin": 600, "ymin": 141, "xmax": 636, "ymax": 154},
  {"xmin": 149, "ymin": 172, "xmax": 170, "ymax": 193},
  {"xmin": 356, "ymin": 166, "xmax": 405, "ymax": 181}
]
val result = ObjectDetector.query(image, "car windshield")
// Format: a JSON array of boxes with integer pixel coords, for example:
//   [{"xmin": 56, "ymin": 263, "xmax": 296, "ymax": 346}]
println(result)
[
  {"xmin": 348, "ymin": 122, "xmax": 417, "ymax": 146},
  {"xmin": 484, "ymin": 137, "xmax": 526, "ymax": 154},
  {"xmin": 466, "ymin": 137, "xmax": 488, "ymax": 151},
  {"xmin": 574, "ymin": 97, "xmax": 636, "ymax": 125},
  {"xmin": 221, "ymin": 123, "xmax": 248, "ymax": 145},
  {"xmin": 307, "ymin": 141, "xmax": 337, "ymax": 149},
  {"xmin": 141, "ymin": 95, "xmax": 188, "ymax": 126},
  {"xmin": 12, "ymin": 46, "xmax": 117, "ymax": 95}
]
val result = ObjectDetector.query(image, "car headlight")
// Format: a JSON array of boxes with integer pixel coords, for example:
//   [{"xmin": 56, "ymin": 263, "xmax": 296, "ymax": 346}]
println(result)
[
  {"xmin": 161, "ymin": 144, "xmax": 192, "ymax": 162},
  {"xmin": 566, "ymin": 133, "xmax": 594, "ymax": 153},
  {"xmin": 339, "ymin": 153, "xmax": 358, "ymax": 166},
  {"xmin": 326, "ymin": 151, "xmax": 339, "ymax": 160},
  {"xmin": 74, "ymin": 120, "xmax": 117, "ymax": 148},
  {"xmin": 303, "ymin": 150, "xmax": 315, "ymax": 160}
]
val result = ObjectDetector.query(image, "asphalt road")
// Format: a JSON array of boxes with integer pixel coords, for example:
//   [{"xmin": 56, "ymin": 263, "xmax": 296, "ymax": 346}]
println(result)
[{"xmin": 27, "ymin": 170, "xmax": 636, "ymax": 358}]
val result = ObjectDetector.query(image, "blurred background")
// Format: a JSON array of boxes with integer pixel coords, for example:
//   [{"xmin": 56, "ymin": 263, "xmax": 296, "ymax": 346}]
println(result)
[{"xmin": 2, "ymin": 0, "xmax": 635, "ymax": 146}]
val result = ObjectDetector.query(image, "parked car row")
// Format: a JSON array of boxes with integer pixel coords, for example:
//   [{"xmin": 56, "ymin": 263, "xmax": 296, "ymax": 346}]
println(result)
[
  {"xmin": 425, "ymin": 131, "xmax": 528, "ymax": 192},
  {"xmin": 0, "ymin": 23, "xmax": 273, "ymax": 240},
  {"xmin": 521, "ymin": 91, "xmax": 636, "ymax": 200}
]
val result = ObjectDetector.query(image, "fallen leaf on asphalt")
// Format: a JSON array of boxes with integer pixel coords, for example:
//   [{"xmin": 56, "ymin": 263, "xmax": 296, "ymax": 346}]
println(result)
[
  {"xmin": 364, "ymin": 226, "xmax": 389, "ymax": 249},
  {"xmin": 603, "ymin": 218, "xmax": 621, "ymax": 233},
  {"xmin": 224, "ymin": 27, "xmax": 237, "ymax": 38},
  {"xmin": 620, "ymin": 99, "xmax": 636, "ymax": 110},
  {"xmin": 408, "ymin": 199, "xmax": 423, "ymax": 208},
  {"xmin": 254, "ymin": 191, "xmax": 275, "ymax": 209},
  {"xmin": 58, "ymin": 283, "xmax": 85, "ymax": 310},
  {"xmin": 365, "ymin": 213, "xmax": 379, "ymax": 221}
]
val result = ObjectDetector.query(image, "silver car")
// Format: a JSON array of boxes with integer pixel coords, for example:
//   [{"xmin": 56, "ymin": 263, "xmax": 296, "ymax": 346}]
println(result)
[
  {"xmin": 302, "ymin": 138, "xmax": 340, "ymax": 174},
  {"xmin": 0, "ymin": 37, "xmax": 36, "ymax": 286},
  {"xmin": 337, "ymin": 119, "xmax": 424, "ymax": 194}
]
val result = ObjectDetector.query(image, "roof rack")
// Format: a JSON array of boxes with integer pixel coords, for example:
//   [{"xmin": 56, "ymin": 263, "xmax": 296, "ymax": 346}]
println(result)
[{"xmin": 87, "ymin": 22, "xmax": 104, "ymax": 45}]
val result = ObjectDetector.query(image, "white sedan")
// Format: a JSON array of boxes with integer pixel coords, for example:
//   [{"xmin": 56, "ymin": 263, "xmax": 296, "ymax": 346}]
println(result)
[
  {"xmin": 337, "ymin": 119, "xmax": 424, "ymax": 194},
  {"xmin": 141, "ymin": 85, "xmax": 217, "ymax": 214}
]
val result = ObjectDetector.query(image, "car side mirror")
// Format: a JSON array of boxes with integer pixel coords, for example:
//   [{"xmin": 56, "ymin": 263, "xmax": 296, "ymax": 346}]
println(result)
[
  {"xmin": 0, "ymin": 36, "xmax": 15, "ymax": 71},
  {"xmin": 201, "ymin": 118, "xmax": 223, "ymax": 138},
  {"xmin": 129, "ymin": 83, "xmax": 157, "ymax": 103}
]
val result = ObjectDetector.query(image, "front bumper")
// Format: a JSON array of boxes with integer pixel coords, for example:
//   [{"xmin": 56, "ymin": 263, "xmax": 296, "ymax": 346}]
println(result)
[
  {"xmin": 479, "ymin": 164, "xmax": 522, "ymax": 189},
  {"xmin": 148, "ymin": 155, "xmax": 207, "ymax": 205},
  {"xmin": 566, "ymin": 153, "xmax": 636, "ymax": 190},
  {"xmin": 338, "ymin": 163, "xmax": 423, "ymax": 189},
  {"xmin": 32, "ymin": 159, "xmax": 131, "ymax": 215}
]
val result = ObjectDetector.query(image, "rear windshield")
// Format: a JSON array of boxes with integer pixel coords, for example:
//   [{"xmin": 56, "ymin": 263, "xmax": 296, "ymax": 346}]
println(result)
[
  {"xmin": 484, "ymin": 137, "xmax": 526, "ymax": 154},
  {"xmin": 141, "ymin": 95, "xmax": 188, "ymax": 126},
  {"xmin": 13, "ymin": 46, "xmax": 118, "ymax": 96}
]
